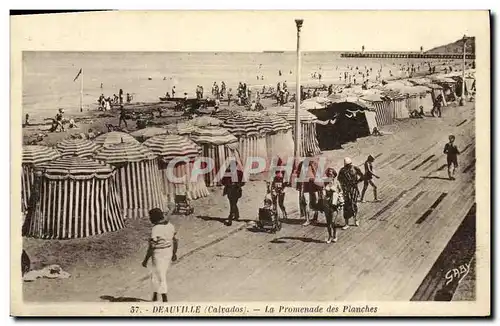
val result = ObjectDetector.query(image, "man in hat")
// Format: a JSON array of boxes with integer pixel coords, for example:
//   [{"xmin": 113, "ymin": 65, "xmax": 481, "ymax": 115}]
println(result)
[
  {"xmin": 118, "ymin": 105, "xmax": 128, "ymax": 128},
  {"xmin": 54, "ymin": 108, "xmax": 65, "ymax": 132},
  {"xmin": 338, "ymin": 157, "xmax": 364, "ymax": 229},
  {"xmin": 221, "ymin": 164, "xmax": 245, "ymax": 226}
]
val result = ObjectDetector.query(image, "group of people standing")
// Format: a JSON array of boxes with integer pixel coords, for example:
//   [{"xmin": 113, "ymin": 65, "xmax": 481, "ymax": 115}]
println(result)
[{"xmin": 220, "ymin": 151, "xmax": 381, "ymax": 244}]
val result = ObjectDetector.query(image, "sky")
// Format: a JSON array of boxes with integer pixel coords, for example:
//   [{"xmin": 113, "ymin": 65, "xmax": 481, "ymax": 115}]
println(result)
[{"xmin": 11, "ymin": 11, "xmax": 489, "ymax": 52}]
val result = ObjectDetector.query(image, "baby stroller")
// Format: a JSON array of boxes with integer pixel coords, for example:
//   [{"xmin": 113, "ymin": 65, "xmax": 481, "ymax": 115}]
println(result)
[
  {"xmin": 257, "ymin": 193, "xmax": 282, "ymax": 233},
  {"xmin": 172, "ymin": 194, "xmax": 194, "ymax": 216}
]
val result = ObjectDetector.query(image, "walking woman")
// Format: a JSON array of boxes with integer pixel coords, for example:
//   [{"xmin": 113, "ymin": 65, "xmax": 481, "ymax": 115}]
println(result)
[
  {"xmin": 338, "ymin": 157, "xmax": 364, "ymax": 229},
  {"xmin": 322, "ymin": 167, "xmax": 343, "ymax": 244},
  {"xmin": 142, "ymin": 208, "xmax": 178, "ymax": 302},
  {"xmin": 360, "ymin": 155, "xmax": 380, "ymax": 202}
]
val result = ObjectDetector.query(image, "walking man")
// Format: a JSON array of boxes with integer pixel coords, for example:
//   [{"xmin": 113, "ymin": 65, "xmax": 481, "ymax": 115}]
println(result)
[
  {"xmin": 431, "ymin": 94, "xmax": 443, "ymax": 117},
  {"xmin": 118, "ymin": 105, "xmax": 128, "ymax": 128},
  {"xmin": 444, "ymin": 135, "xmax": 460, "ymax": 180},
  {"xmin": 338, "ymin": 157, "xmax": 364, "ymax": 229},
  {"xmin": 360, "ymin": 155, "xmax": 380, "ymax": 202}
]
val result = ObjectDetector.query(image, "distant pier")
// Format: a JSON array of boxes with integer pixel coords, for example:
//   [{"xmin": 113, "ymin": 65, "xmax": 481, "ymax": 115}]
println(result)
[{"xmin": 341, "ymin": 52, "xmax": 475, "ymax": 59}]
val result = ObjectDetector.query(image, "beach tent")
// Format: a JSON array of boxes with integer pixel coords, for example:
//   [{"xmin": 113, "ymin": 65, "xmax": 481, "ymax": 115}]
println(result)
[
  {"xmin": 93, "ymin": 142, "xmax": 165, "ymax": 219},
  {"xmin": 213, "ymin": 109, "xmax": 237, "ymax": 121},
  {"xmin": 277, "ymin": 108, "xmax": 321, "ymax": 157},
  {"xmin": 94, "ymin": 131, "xmax": 139, "ymax": 147},
  {"xmin": 189, "ymin": 126, "xmax": 240, "ymax": 187},
  {"xmin": 22, "ymin": 145, "xmax": 60, "ymax": 212},
  {"xmin": 222, "ymin": 114, "xmax": 264, "ymax": 168},
  {"xmin": 130, "ymin": 127, "xmax": 168, "ymax": 142},
  {"xmin": 309, "ymin": 101, "xmax": 375, "ymax": 150},
  {"xmin": 254, "ymin": 114, "xmax": 294, "ymax": 163},
  {"xmin": 55, "ymin": 138, "xmax": 99, "ymax": 157},
  {"xmin": 22, "ymin": 156, "xmax": 124, "ymax": 239},
  {"xmin": 143, "ymin": 134, "xmax": 209, "ymax": 203},
  {"xmin": 164, "ymin": 122, "xmax": 196, "ymax": 136}
]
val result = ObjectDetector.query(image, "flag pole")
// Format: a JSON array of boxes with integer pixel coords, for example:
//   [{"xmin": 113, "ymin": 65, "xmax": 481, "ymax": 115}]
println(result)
[{"xmin": 80, "ymin": 69, "xmax": 84, "ymax": 112}]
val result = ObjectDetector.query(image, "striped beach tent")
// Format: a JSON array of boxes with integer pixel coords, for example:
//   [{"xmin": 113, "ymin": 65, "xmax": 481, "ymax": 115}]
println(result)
[
  {"xmin": 363, "ymin": 99, "xmax": 394, "ymax": 126},
  {"xmin": 278, "ymin": 108, "xmax": 321, "ymax": 157},
  {"xmin": 164, "ymin": 122, "xmax": 196, "ymax": 136},
  {"xmin": 223, "ymin": 114, "xmax": 266, "ymax": 169},
  {"xmin": 22, "ymin": 145, "xmax": 60, "ymax": 212},
  {"xmin": 56, "ymin": 138, "xmax": 100, "ymax": 157},
  {"xmin": 255, "ymin": 114, "xmax": 294, "ymax": 164},
  {"xmin": 94, "ymin": 131, "xmax": 139, "ymax": 147},
  {"xmin": 22, "ymin": 156, "xmax": 124, "ymax": 239},
  {"xmin": 143, "ymin": 134, "xmax": 209, "ymax": 203},
  {"xmin": 130, "ymin": 127, "xmax": 168, "ymax": 142},
  {"xmin": 93, "ymin": 142, "xmax": 165, "ymax": 219},
  {"xmin": 213, "ymin": 109, "xmax": 237, "ymax": 121},
  {"xmin": 190, "ymin": 126, "xmax": 240, "ymax": 187}
]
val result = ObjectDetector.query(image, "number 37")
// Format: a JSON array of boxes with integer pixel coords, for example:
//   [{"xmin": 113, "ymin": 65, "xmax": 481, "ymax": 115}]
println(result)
[{"xmin": 130, "ymin": 306, "xmax": 140, "ymax": 314}]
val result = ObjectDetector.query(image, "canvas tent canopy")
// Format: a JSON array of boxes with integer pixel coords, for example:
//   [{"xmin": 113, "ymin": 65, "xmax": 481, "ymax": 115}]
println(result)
[
  {"xmin": 309, "ymin": 101, "xmax": 376, "ymax": 150},
  {"xmin": 143, "ymin": 134, "xmax": 209, "ymax": 202},
  {"xmin": 278, "ymin": 108, "xmax": 321, "ymax": 157},
  {"xmin": 23, "ymin": 156, "xmax": 124, "ymax": 239},
  {"xmin": 93, "ymin": 142, "xmax": 166, "ymax": 219},
  {"xmin": 22, "ymin": 145, "xmax": 60, "ymax": 212}
]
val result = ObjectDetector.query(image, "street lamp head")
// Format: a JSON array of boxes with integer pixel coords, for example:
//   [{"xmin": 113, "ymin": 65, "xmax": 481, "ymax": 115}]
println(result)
[
  {"xmin": 295, "ymin": 19, "xmax": 304, "ymax": 31},
  {"xmin": 463, "ymin": 34, "xmax": 467, "ymax": 40}
]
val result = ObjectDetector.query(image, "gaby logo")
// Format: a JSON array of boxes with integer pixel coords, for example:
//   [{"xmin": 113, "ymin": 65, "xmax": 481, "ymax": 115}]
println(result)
[{"xmin": 444, "ymin": 262, "xmax": 472, "ymax": 286}]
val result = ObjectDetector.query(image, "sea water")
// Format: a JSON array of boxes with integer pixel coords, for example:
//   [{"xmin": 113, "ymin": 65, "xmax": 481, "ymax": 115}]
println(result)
[{"xmin": 22, "ymin": 51, "xmax": 451, "ymax": 121}]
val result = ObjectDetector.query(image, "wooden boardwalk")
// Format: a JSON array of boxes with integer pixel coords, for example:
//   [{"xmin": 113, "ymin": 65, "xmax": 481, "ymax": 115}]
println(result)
[{"xmin": 119, "ymin": 104, "xmax": 476, "ymax": 302}]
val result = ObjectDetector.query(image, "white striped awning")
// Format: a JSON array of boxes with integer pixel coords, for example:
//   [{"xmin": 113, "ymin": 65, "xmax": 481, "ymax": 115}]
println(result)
[
  {"xmin": 94, "ymin": 142, "xmax": 157, "ymax": 164},
  {"xmin": 130, "ymin": 127, "xmax": 168, "ymax": 140},
  {"xmin": 143, "ymin": 134, "xmax": 200, "ymax": 162},
  {"xmin": 56, "ymin": 138, "xmax": 100, "ymax": 157},
  {"xmin": 190, "ymin": 126, "xmax": 238, "ymax": 145},
  {"xmin": 37, "ymin": 156, "xmax": 115, "ymax": 180},
  {"xmin": 94, "ymin": 131, "xmax": 139, "ymax": 147},
  {"xmin": 278, "ymin": 109, "xmax": 318, "ymax": 123},
  {"xmin": 22, "ymin": 145, "xmax": 60, "ymax": 165},
  {"xmin": 255, "ymin": 114, "xmax": 291, "ymax": 133},
  {"xmin": 213, "ymin": 109, "xmax": 236, "ymax": 121},
  {"xmin": 222, "ymin": 115, "xmax": 259, "ymax": 137}
]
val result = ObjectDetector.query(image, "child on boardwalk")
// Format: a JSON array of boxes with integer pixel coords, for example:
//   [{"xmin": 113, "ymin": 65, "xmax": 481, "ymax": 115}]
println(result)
[
  {"xmin": 443, "ymin": 135, "xmax": 460, "ymax": 180},
  {"xmin": 360, "ymin": 155, "xmax": 380, "ymax": 202},
  {"xmin": 142, "ymin": 208, "xmax": 178, "ymax": 302}
]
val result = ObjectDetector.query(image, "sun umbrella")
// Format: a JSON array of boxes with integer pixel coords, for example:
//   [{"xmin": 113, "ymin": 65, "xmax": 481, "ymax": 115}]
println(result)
[
  {"xmin": 56, "ymin": 138, "xmax": 100, "ymax": 157},
  {"xmin": 22, "ymin": 145, "xmax": 60, "ymax": 165},
  {"xmin": 130, "ymin": 127, "xmax": 168, "ymax": 141},
  {"xmin": 143, "ymin": 134, "xmax": 200, "ymax": 162},
  {"xmin": 94, "ymin": 142, "xmax": 157, "ymax": 164},
  {"xmin": 94, "ymin": 131, "xmax": 139, "ymax": 147}
]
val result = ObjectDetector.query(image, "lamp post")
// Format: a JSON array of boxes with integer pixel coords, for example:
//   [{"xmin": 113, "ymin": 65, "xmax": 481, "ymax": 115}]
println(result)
[
  {"xmin": 294, "ymin": 19, "xmax": 303, "ymax": 158},
  {"xmin": 460, "ymin": 35, "xmax": 467, "ymax": 106}
]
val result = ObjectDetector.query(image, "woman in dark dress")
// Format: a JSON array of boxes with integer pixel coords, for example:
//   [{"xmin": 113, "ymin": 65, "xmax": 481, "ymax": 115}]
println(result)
[{"xmin": 338, "ymin": 157, "xmax": 364, "ymax": 229}]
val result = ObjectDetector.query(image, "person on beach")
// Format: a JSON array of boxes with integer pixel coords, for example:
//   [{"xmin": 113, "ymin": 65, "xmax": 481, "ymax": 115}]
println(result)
[
  {"xmin": 360, "ymin": 155, "xmax": 380, "ymax": 203},
  {"xmin": 431, "ymin": 94, "xmax": 443, "ymax": 117},
  {"xmin": 53, "ymin": 109, "xmax": 65, "ymax": 132},
  {"xmin": 119, "ymin": 89, "xmax": 124, "ymax": 104},
  {"xmin": 322, "ymin": 167, "xmax": 343, "ymax": 244},
  {"xmin": 142, "ymin": 208, "xmax": 178, "ymax": 303},
  {"xmin": 221, "ymin": 166, "xmax": 244, "ymax": 227},
  {"xmin": 268, "ymin": 169, "xmax": 288, "ymax": 220},
  {"xmin": 338, "ymin": 157, "xmax": 364, "ymax": 229},
  {"xmin": 24, "ymin": 114, "xmax": 30, "ymax": 126},
  {"xmin": 227, "ymin": 88, "xmax": 233, "ymax": 106},
  {"xmin": 118, "ymin": 105, "xmax": 128, "ymax": 128},
  {"xmin": 444, "ymin": 135, "xmax": 460, "ymax": 181},
  {"xmin": 171, "ymin": 86, "xmax": 176, "ymax": 98},
  {"xmin": 296, "ymin": 150, "xmax": 322, "ymax": 226}
]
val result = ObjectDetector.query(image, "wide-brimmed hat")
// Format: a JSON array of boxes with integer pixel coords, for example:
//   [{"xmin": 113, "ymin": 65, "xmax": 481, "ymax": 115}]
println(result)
[{"xmin": 344, "ymin": 157, "xmax": 352, "ymax": 165}]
